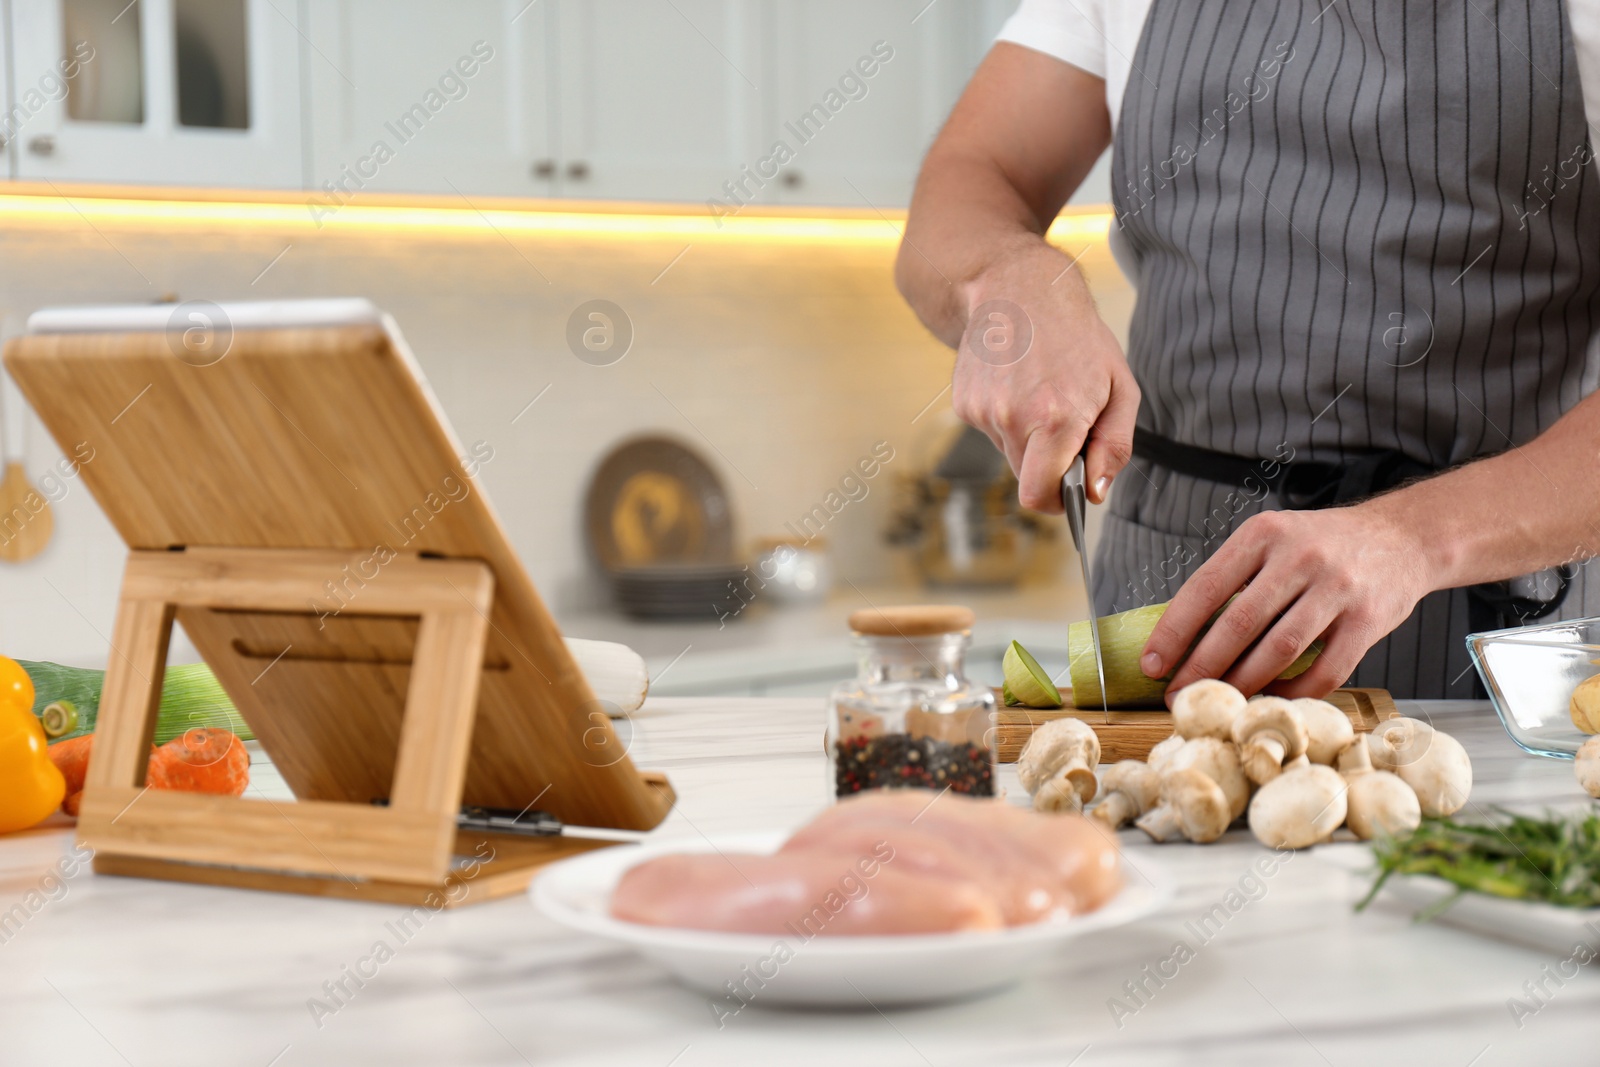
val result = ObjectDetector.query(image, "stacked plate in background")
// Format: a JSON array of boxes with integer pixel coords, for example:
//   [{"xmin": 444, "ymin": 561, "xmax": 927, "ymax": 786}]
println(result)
[{"xmin": 611, "ymin": 563, "xmax": 749, "ymax": 621}]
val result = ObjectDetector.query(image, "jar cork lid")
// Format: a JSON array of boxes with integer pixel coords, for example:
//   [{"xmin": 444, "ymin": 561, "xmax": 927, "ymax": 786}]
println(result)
[{"xmin": 847, "ymin": 605, "xmax": 975, "ymax": 637}]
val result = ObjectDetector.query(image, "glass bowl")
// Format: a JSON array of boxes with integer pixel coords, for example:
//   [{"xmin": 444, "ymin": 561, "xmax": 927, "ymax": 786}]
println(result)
[{"xmin": 1467, "ymin": 616, "xmax": 1600, "ymax": 759}]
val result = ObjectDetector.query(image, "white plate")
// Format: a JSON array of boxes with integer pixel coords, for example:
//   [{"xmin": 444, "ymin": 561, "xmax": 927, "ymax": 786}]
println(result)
[
  {"xmin": 1319, "ymin": 843, "xmax": 1600, "ymax": 955},
  {"xmin": 533, "ymin": 831, "xmax": 1171, "ymax": 1008}
]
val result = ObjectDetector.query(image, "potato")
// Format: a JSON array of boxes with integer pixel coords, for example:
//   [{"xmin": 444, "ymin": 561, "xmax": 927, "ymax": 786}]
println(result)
[{"xmin": 1570, "ymin": 673, "xmax": 1600, "ymax": 734}]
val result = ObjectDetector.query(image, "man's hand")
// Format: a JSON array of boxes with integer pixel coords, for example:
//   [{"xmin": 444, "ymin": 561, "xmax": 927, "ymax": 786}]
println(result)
[
  {"xmin": 1140, "ymin": 503, "xmax": 1435, "ymax": 700},
  {"xmin": 953, "ymin": 244, "xmax": 1140, "ymax": 512}
]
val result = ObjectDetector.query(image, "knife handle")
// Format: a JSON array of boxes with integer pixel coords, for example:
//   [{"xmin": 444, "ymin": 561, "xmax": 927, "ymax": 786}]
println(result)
[
  {"xmin": 1061, "ymin": 455, "xmax": 1087, "ymax": 513},
  {"xmin": 1061, "ymin": 455, "xmax": 1089, "ymax": 551},
  {"xmin": 1062, "ymin": 453, "xmax": 1085, "ymax": 488}
]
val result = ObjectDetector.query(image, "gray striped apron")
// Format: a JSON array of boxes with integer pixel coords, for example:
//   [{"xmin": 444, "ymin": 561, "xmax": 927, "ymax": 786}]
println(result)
[{"xmin": 1100, "ymin": 0, "xmax": 1600, "ymax": 698}]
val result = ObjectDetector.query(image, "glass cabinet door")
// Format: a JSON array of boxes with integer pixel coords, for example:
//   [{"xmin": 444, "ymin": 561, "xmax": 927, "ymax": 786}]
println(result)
[{"xmin": 10, "ymin": 0, "xmax": 303, "ymax": 189}]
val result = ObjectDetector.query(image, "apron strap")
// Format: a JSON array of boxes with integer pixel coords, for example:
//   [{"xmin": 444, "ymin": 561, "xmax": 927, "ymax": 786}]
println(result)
[
  {"xmin": 1130, "ymin": 428, "xmax": 1573, "ymax": 628},
  {"xmin": 1130, "ymin": 428, "xmax": 1433, "ymax": 508}
]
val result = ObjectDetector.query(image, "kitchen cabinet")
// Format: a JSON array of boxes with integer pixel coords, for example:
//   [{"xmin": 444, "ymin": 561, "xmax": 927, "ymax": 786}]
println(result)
[
  {"xmin": 301, "ymin": 0, "xmax": 966, "ymax": 207},
  {"xmin": 2, "ymin": 0, "xmax": 1112, "ymax": 210},
  {"xmin": 552, "ymin": 0, "xmax": 761, "ymax": 203},
  {"xmin": 758, "ymin": 1, "xmax": 962, "ymax": 209},
  {"xmin": 303, "ymin": 0, "xmax": 756, "ymax": 203},
  {"xmin": 303, "ymin": 0, "xmax": 991, "ymax": 208},
  {"xmin": 8, "ymin": 0, "xmax": 303, "ymax": 188},
  {"xmin": 1, "ymin": 14, "xmax": 12, "ymax": 177},
  {"xmin": 751, "ymin": 1, "xmax": 1108, "ymax": 210},
  {"xmin": 301, "ymin": 0, "xmax": 554, "ymax": 200}
]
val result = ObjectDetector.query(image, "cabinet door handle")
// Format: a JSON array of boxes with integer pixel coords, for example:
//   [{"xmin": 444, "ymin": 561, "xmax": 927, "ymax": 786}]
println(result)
[
  {"xmin": 28, "ymin": 135, "xmax": 56, "ymax": 157},
  {"xmin": 531, "ymin": 159, "xmax": 556, "ymax": 178},
  {"xmin": 566, "ymin": 161, "xmax": 590, "ymax": 181}
]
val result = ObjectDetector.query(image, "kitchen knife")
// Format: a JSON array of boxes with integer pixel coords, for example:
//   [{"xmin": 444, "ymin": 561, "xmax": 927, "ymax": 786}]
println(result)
[{"xmin": 1062, "ymin": 456, "xmax": 1108, "ymax": 712}]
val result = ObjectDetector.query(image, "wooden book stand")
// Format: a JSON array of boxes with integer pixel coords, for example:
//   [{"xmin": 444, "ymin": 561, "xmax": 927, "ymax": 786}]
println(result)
[{"xmin": 5, "ymin": 300, "xmax": 675, "ymax": 906}]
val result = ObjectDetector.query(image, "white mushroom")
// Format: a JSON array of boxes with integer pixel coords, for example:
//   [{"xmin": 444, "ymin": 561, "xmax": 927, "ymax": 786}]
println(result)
[
  {"xmin": 1247, "ymin": 764, "xmax": 1348, "ymax": 850},
  {"xmin": 1575, "ymin": 736, "xmax": 1600, "ymax": 798},
  {"xmin": 1090, "ymin": 761, "xmax": 1162, "ymax": 830},
  {"xmin": 1293, "ymin": 698, "xmax": 1356, "ymax": 765},
  {"xmin": 1165, "ymin": 736, "xmax": 1250, "ymax": 821},
  {"xmin": 1148, "ymin": 733, "xmax": 1186, "ymax": 774},
  {"xmin": 1231, "ymin": 697, "xmax": 1309, "ymax": 785},
  {"xmin": 1367, "ymin": 717, "xmax": 1472, "ymax": 817},
  {"xmin": 1136, "ymin": 768, "xmax": 1232, "ymax": 844},
  {"xmin": 1017, "ymin": 718, "xmax": 1100, "ymax": 813},
  {"xmin": 1171, "ymin": 679, "xmax": 1248, "ymax": 741},
  {"xmin": 1336, "ymin": 737, "xmax": 1421, "ymax": 840}
]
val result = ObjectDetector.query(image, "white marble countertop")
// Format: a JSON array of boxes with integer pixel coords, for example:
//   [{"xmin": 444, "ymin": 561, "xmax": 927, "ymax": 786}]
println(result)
[{"xmin": 4, "ymin": 697, "xmax": 1600, "ymax": 1066}]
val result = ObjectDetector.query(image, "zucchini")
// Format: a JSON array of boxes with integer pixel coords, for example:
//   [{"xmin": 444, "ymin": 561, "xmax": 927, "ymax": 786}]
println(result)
[
  {"xmin": 39, "ymin": 700, "xmax": 79, "ymax": 738},
  {"xmin": 1068, "ymin": 601, "xmax": 1321, "ymax": 709},
  {"xmin": 19, "ymin": 660, "xmax": 254, "ymax": 744}
]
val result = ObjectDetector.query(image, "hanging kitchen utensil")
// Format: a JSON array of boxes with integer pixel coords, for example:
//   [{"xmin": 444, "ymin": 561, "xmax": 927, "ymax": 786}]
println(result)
[{"xmin": 0, "ymin": 359, "xmax": 54, "ymax": 562}]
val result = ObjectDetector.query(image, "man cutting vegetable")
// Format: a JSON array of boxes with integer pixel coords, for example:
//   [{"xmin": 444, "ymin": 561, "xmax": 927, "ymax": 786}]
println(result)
[{"xmin": 897, "ymin": 0, "xmax": 1600, "ymax": 699}]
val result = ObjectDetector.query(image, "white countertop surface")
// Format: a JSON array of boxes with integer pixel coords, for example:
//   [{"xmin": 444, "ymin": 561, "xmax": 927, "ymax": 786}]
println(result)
[{"xmin": 4, "ymin": 697, "xmax": 1599, "ymax": 1066}]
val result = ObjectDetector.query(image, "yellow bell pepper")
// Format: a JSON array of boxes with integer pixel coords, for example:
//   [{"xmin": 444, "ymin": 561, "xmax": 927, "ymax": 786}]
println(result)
[{"xmin": 0, "ymin": 663, "xmax": 66, "ymax": 833}]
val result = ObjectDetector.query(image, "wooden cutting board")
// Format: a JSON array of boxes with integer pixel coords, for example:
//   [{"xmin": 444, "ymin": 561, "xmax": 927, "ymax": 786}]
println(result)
[
  {"xmin": 995, "ymin": 687, "xmax": 1399, "ymax": 763},
  {"xmin": 5, "ymin": 325, "xmax": 674, "ymax": 832}
]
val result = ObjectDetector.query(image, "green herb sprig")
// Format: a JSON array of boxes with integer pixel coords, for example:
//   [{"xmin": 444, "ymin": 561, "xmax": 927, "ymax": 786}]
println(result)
[{"xmin": 1357, "ymin": 810, "xmax": 1600, "ymax": 920}]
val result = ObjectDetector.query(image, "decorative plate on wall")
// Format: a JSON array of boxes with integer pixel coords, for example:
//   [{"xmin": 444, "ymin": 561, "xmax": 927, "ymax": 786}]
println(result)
[{"xmin": 584, "ymin": 435, "xmax": 734, "ymax": 573}]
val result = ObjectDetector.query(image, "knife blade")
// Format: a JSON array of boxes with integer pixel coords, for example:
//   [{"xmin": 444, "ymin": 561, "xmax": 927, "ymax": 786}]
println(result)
[{"xmin": 1062, "ymin": 456, "xmax": 1108, "ymax": 712}]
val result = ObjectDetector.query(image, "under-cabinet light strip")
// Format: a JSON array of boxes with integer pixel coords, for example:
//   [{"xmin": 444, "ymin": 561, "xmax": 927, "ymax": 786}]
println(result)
[{"xmin": 0, "ymin": 191, "xmax": 1113, "ymax": 245}]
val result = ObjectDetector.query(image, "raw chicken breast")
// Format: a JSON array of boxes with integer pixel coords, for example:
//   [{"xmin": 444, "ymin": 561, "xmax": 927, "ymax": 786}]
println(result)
[
  {"xmin": 608, "ymin": 791, "xmax": 1121, "ymax": 935},
  {"xmin": 610, "ymin": 851, "xmax": 1004, "ymax": 935},
  {"xmin": 794, "ymin": 791, "xmax": 1122, "ymax": 915},
  {"xmin": 781, "ymin": 806, "xmax": 1059, "ymax": 924},
  {"xmin": 1009, "ymin": 806, "xmax": 1123, "ymax": 914}
]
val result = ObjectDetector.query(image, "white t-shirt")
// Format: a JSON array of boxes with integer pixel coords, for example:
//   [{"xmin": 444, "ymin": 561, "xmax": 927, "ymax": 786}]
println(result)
[{"xmin": 997, "ymin": 0, "xmax": 1600, "ymax": 140}]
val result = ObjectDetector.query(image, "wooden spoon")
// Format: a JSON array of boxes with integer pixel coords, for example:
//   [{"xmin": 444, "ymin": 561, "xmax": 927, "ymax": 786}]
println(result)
[{"xmin": 0, "ymin": 373, "xmax": 53, "ymax": 563}]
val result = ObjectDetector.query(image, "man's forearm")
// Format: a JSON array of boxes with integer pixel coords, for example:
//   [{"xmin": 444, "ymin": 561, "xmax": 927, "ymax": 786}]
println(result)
[
  {"xmin": 895, "ymin": 151, "xmax": 1065, "ymax": 347},
  {"xmin": 1367, "ymin": 387, "xmax": 1600, "ymax": 590},
  {"xmin": 895, "ymin": 44, "xmax": 1111, "ymax": 348}
]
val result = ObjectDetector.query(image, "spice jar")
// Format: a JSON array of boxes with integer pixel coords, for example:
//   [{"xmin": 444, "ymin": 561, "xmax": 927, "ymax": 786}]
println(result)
[{"xmin": 828, "ymin": 605, "xmax": 997, "ymax": 799}]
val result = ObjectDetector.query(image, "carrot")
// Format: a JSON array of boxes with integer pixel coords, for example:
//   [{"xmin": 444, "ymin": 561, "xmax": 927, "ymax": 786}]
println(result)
[
  {"xmin": 47, "ymin": 735, "xmax": 95, "ymax": 815},
  {"xmin": 46, "ymin": 729, "xmax": 249, "ymax": 816},
  {"xmin": 145, "ymin": 729, "xmax": 249, "ymax": 797}
]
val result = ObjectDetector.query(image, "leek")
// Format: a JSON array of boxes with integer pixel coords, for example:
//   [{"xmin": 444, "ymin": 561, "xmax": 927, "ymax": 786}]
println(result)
[
  {"xmin": 1068, "ymin": 601, "xmax": 1321, "ymax": 709},
  {"xmin": 18, "ymin": 660, "xmax": 254, "ymax": 744}
]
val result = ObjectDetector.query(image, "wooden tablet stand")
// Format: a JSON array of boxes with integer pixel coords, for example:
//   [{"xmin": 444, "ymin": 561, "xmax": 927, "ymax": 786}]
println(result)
[{"xmin": 6, "ymin": 308, "xmax": 675, "ymax": 906}]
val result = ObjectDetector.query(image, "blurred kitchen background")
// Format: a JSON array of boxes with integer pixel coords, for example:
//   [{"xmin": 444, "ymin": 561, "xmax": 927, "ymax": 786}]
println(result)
[{"xmin": 0, "ymin": 0, "xmax": 1132, "ymax": 697}]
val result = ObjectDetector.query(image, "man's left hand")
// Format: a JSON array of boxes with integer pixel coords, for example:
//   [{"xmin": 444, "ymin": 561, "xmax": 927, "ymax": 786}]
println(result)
[{"xmin": 1139, "ymin": 504, "xmax": 1433, "ymax": 701}]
